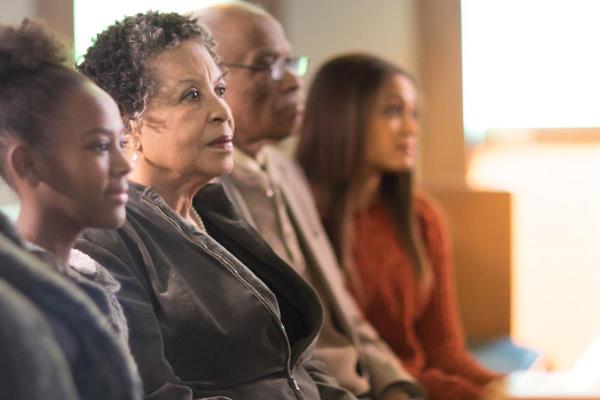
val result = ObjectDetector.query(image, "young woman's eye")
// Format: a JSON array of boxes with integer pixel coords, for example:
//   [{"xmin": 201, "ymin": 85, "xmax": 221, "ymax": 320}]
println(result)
[
  {"xmin": 215, "ymin": 84, "xmax": 226, "ymax": 98},
  {"xmin": 182, "ymin": 89, "xmax": 201, "ymax": 102},
  {"xmin": 384, "ymin": 105, "xmax": 403, "ymax": 116},
  {"xmin": 119, "ymin": 139, "xmax": 127, "ymax": 149}
]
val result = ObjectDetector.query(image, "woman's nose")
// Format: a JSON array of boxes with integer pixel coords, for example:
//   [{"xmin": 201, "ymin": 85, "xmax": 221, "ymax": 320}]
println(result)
[
  {"xmin": 210, "ymin": 97, "xmax": 233, "ymax": 125},
  {"xmin": 402, "ymin": 113, "xmax": 419, "ymax": 136}
]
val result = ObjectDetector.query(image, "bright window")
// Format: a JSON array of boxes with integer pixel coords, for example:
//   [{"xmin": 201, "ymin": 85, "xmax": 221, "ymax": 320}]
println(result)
[
  {"xmin": 463, "ymin": 1, "xmax": 600, "ymax": 368},
  {"xmin": 461, "ymin": 0, "xmax": 600, "ymax": 136}
]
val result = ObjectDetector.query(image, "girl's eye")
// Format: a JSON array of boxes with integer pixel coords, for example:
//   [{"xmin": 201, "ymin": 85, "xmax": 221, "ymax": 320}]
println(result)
[
  {"xmin": 119, "ymin": 139, "xmax": 127, "ymax": 149},
  {"xmin": 182, "ymin": 89, "xmax": 201, "ymax": 101},
  {"xmin": 215, "ymin": 84, "xmax": 226, "ymax": 98}
]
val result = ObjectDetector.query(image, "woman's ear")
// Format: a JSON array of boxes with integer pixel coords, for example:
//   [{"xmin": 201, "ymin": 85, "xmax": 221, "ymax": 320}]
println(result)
[
  {"xmin": 127, "ymin": 119, "xmax": 143, "ymax": 150},
  {"xmin": 6, "ymin": 144, "xmax": 40, "ymax": 187},
  {"xmin": 127, "ymin": 115, "xmax": 143, "ymax": 138}
]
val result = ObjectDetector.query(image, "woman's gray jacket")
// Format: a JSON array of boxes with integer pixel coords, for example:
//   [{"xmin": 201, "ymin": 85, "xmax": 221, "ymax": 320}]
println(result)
[{"xmin": 76, "ymin": 182, "xmax": 356, "ymax": 400}]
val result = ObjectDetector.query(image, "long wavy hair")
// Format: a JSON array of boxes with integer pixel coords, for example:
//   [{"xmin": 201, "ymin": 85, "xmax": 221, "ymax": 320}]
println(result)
[{"xmin": 296, "ymin": 53, "xmax": 432, "ymax": 298}]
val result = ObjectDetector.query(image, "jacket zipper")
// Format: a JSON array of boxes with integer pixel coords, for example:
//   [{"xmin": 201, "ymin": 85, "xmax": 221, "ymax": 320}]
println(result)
[
  {"xmin": 288, "ymin": 371, "xmax": 303, "ymax": 400},
  {"xmin": 145, "ymin": 201, "xmax": 304, "ymax": 399},
  {"xmin": 199, "ymin": 242, "xmax": 304, "ymax": 400}
]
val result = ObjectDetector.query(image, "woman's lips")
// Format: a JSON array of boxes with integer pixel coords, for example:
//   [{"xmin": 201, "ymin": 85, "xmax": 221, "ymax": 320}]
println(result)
[{"xmin": 208, "ymin": 135, "xmax": 233, "ymax": 150}]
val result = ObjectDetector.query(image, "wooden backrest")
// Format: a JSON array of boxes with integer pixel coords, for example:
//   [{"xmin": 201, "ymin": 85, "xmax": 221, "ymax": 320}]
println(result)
[{"xmin": 429, "ymin": 187, "xmax": 512, "ymax": 341}]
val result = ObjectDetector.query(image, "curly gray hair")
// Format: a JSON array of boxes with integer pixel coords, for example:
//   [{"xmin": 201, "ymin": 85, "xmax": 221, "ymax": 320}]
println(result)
[{"xmin": 78, "ymin": 11, "xmax": 218, "ymax": 128}]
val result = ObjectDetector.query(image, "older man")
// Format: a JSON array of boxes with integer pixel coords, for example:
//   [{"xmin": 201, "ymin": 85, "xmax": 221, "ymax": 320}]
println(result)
[{"xmin": 194, "ymin": 3, "xmax": 424, "ymax": 400}]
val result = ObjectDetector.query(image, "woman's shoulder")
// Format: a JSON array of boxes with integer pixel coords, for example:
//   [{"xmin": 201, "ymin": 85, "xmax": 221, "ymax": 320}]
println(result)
[
  {"xmin": 414, "ymin": 190, "xmax": 446, "ymax": 223},
  {"xmin": 76, "ymin": 217, "xmax": 148, "ymax": 279},
  {"xmin": 413, "ymin": 190, "xmax": 450, "ymax": 243},
  {"xmin": 79, "ymin": 207, "xmax": 148, "ymax": 251},
  {"xmin": 78, "ymin": 225, "xmax": 128, "ymax": 257}
]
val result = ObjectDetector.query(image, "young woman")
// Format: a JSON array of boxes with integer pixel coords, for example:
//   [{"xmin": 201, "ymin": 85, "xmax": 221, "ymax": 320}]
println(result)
[
  {"xmin": 297, "ymin": 53, "xmax": 501, "ymax": 400},
  {"xmin": 0, "ymin": 19, "xmax": 140, "ymax": 399}
]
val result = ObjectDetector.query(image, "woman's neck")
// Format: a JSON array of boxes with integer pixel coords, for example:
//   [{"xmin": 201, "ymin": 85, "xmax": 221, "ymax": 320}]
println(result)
[
  {"xmin": 129, "ymin": 164, "xmax": 209, "ymax": 220},
  {"xmin": 16, "ymin": 202, "xmax": 80, "ymax": 264},
  {"xmin": 354, "ymin": 170, "xmax": 382, "ymax": 211}
]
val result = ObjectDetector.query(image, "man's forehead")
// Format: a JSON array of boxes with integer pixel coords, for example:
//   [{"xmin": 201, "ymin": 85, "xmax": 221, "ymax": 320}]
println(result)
[{"xmin": 221, "ymin": 12, "xmax": 291, "ymax": 60}]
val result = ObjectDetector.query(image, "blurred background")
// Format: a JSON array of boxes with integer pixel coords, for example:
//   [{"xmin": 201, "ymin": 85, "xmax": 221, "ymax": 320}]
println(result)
[{"xmin": 2, "ymin": 0, "xmax": 599, "ymax": 371}]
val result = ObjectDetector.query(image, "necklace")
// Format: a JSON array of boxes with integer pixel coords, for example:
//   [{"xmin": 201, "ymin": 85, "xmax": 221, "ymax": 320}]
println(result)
[{"xmin": 190, "ymin": 206, "xmax": 206, "ymax": 233}]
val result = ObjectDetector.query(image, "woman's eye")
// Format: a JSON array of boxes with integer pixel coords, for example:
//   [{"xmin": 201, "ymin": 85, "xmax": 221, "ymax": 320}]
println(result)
[
  {"xmin": 182, "ymin": 89, "xmax": 201, "ymax": 101},
  {"xmin": 215, "ymin": 84, "xmax": 226, "ymax": 98},
  {"xmin": 384, "ymin": 105, "xmax": 404, "ymax": 116}
]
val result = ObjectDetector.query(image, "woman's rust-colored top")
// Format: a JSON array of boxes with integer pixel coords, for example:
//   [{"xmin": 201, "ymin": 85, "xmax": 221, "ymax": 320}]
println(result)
[{"xmin": 351, "ymin": 193, "xmax": 498, "ymax": 400}]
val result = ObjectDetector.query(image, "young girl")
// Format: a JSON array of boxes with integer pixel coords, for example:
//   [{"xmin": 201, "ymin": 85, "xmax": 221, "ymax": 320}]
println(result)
[
  {"xmin": 297, "ymin": 53, "xmax": 501, "ymax": 400},
  {"xmin": 0, "ymin": 19, "xmax": 140, "ymax": 399}
]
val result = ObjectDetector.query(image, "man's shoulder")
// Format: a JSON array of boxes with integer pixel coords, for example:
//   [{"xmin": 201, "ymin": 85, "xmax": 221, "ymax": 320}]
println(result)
[
  {"xmin": 263, "ymin": 144, "xmax": 296, "ymax": 166},
  {"xmin": 263, "ymin": 144, "xmax": 307, "ymax": 181}
]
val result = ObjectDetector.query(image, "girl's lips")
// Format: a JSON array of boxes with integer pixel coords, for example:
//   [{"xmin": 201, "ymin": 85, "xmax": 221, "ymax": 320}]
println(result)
[
  {"xmin": 108, "ymin": 192, "xmax": 129, "ymax": 204},
  {"xmin": 107, "ymin": 183, "xmax": 129, "ymax": 204}
]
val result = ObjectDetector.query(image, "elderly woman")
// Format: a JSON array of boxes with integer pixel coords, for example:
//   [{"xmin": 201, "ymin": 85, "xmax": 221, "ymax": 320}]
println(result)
[{"xmin": 76, "ymin": 11, "xmax": 355, "ymax": 400}]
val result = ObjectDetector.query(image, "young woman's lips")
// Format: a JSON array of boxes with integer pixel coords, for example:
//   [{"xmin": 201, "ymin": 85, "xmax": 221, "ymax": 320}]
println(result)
[
  {"xmin": 396, "ymin": 139, "xmax": 416, "ymax": 154},
  {"xmin": 208, "ymin": 135, "xmax": 233, "ymax": 150}
]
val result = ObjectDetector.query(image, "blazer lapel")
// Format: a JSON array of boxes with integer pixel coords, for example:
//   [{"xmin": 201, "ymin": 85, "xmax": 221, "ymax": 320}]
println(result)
[{"xmin": 265, "ymin": 149, "xmax": 359, "ymax": 341}]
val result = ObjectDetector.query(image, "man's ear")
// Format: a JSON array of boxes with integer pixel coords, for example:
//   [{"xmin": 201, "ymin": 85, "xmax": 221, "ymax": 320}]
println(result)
[{"xmin": 7, "ymin": 144, "xmax": 41, "ymax": 187}]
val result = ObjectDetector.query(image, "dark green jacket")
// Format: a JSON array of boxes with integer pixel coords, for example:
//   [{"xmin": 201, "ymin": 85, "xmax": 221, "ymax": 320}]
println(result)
[{"xmin": 77, "ymin": 182, "xmax": 356, "ymax": 400}]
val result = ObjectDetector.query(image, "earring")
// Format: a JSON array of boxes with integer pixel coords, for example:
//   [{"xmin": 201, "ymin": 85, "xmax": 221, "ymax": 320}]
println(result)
[{"xmin": 132, "ymin": 151, "xmax": 140, "ymax": 162}]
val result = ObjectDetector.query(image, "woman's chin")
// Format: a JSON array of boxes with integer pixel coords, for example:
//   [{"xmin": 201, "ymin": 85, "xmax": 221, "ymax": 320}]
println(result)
[
  {"xmin": 382, "ymin": 162, "xmax": 414, "ymax": 174},
  {"xmin": 221, "ymin": 159, "xmax": 235, "ymax": 175},
  {"xmin": 201, "ymin": 158, "xmax": 234, "ymax": 180}
]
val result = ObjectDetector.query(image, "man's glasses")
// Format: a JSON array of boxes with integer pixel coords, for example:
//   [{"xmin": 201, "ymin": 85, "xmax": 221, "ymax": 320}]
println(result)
[{"xmin": 221, "ymin": 56, "xmax": 309, "ymax": 81}]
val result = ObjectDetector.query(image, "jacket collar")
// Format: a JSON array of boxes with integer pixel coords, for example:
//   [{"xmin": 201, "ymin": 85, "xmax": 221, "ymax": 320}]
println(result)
[
  {"xmin": 128, "ymin": 181, "xmax": 205, "ymax": 237},
  {"xmin": 194, "ymin": 183, "xmax": 324, "ymax": 355},
  {"xmin": 127, "ymin": 180, "xmax": 324, "ymax": 352}
]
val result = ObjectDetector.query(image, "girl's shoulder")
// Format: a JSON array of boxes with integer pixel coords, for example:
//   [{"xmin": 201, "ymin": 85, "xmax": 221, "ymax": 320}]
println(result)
[
  {"xmin": 69, "ymin": 249, "xmax": 120, "ymax": 294},
  {"xmin": 68, "ymin": 248, "xmax": 98, "ymax": 276}
]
